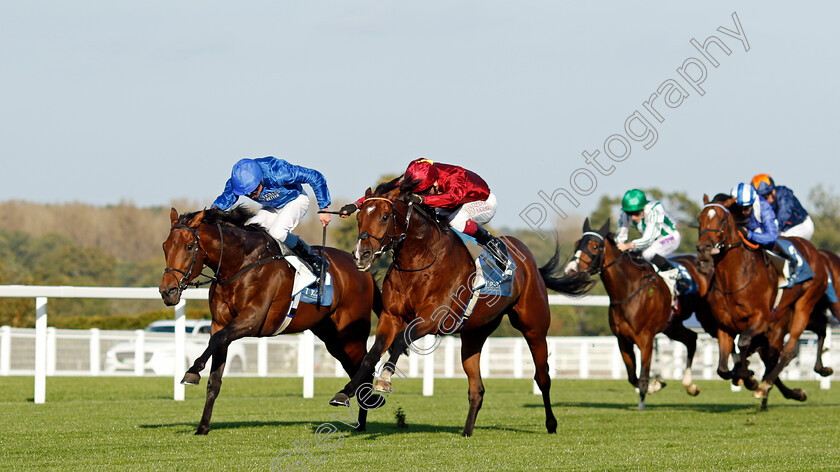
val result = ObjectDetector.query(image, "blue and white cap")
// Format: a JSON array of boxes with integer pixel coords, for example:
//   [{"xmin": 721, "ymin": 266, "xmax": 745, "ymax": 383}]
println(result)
[{"xmin": 730, "ymin": 182, "xmax": 757, "ymax": 207}]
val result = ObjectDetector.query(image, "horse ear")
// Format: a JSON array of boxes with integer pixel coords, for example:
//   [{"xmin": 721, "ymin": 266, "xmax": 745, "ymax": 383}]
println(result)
[
  {"xmin": 364, "ymin": 187, "xmax": 373, "ymax": 198},
  {"xmin": 583, "ymin": 217, "xmax": 591, "ymax": 232},
  {"xmin": 187, "ymin": 210, "xmax": 204, "ymax": 228},
  {"xmin": 703, "ymin": 194, "xmax": 710, "ymax": 205},
  {"xmin": 724, "ymin": 197, "xmax": 737, "ymax": 209},
  {"xmin": 598, "ymin": 219, "xmax": 610, "ymax": 236},
  {"xmin": 170, "ymin": 208, "xmax": 179, "ymax": 226}
]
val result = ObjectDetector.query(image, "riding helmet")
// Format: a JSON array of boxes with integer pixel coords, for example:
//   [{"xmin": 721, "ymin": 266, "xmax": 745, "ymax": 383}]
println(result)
[
  {"xmin": 751, "ymin": 173, "xmax": 775, "ymax": 196},
  {"xmin": 405, "ymin": 158, "xmax": 438, "ymax": 192},
  {"xmin": 621, "ymin": 189, "xmax": 648, "ymax": 213},
  {"xmin": 231, "ymin": 158, "xmax": 263, "ymax": 196},
  {"xmin": 730, "ymin": 182, "xmax": 757, "ymax": 207}
]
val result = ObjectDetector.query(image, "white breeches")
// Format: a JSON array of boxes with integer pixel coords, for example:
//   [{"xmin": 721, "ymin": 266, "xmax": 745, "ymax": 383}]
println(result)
[
  {"xmin": 447, "ymin": 193, "xmax": 497, "ymax": 232},
  {"xmin": 640, "ymin": 232, "xmax": 681, "ymax": 261},
  {"xmin": 246, "ymin": 193, "xmax": 310, "ymax": 243},
  {"xmin": 780, "ymin": 216, "xmax": 814, "ymax": 240}
]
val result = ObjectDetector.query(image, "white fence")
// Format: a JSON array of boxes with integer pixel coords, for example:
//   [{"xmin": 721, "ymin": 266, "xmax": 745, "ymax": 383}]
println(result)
[{"xmin": 0, "ymin": 286, "xmax": 835, "ymax": 403}]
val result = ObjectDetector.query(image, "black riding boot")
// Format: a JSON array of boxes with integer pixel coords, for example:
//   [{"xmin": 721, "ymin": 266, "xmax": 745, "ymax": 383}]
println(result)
[
  {"xmin": 651, "ymin": 254, "xmax": 673, "ymax": 272},
  {"xmin": 289, "ymin": 237, "xmax": 323, "ymax": 277},
  {"xmin": 473, "ymin": 225, "xmax": 509, "ymax": 271}
]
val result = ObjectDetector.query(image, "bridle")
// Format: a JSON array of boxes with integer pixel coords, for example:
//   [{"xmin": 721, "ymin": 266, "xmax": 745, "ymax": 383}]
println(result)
[
  {"xmin": 163, "ymin": 224, "xmax": 213, "ymax": 293},
  {"xmin": 572, "ymin": 231, "xmax": 658, "ymax": 305},
  {"xmin": 698, "ymin": 203, "xmax": 752, "ymax": 254},
  {"xmin": 698, "ymin": 203, "xmax": 758, "ymax": 294},
  {"xmin": 358, "ymin": 197, "xmax": 441, "ymax": 272},
  {"xmin": 163, "ymin": 222, "xmax": 284, "ymax": 295}
]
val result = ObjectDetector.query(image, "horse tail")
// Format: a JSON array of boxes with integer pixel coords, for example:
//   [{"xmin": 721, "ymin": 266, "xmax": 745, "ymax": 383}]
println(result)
[{"xmin": 539, "ymin": 243, "xmax": 595, "ymax": 296}]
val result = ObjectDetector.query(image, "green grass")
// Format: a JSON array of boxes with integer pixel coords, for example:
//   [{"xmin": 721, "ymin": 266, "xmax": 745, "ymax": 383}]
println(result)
[{"xmin": 1, "ymin": 376, "xmax": 839, "ymax": 471}]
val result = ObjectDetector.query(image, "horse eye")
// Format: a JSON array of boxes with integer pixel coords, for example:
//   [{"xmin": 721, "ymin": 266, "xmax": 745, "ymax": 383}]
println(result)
[
  {"xmin": 186, "ymin": 244, "xmax": 194, "ymax": 250},
  {"xmin": 381, "ymin": 213, "xmax": 389, "ymax": 222}
]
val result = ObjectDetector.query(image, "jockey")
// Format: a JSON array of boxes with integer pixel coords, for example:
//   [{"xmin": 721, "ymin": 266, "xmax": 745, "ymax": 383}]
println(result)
[
  {"xmin": 730, "ymin": 182, "xmax": 797, "ymax": 276},
  {"xmin": 751, "ymin": 174, "xmax": 814, "ymax": 240},
  {"xmin": 615, "ymin": 189, "xmax": 681, "ymax": 264},
  {"xmin": 340, "ymin": 158, "xmax": 509, "ymax": 270},
  {"xmin": 212, "ymin": 157, "xmax": 331, "ymax": 275},
  {"xmin": 730, "ymin": 182, "xmax": 778, "ymax": 246}
]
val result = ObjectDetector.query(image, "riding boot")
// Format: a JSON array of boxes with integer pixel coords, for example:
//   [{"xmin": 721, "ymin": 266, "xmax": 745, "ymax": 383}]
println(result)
[
  {"xmin": 772, "ymin": 241, "xmax": 798, "ymax": 284},
  {"xmin": 473, "ymin": 225, "xmax": 509, "ymax": 272},
  {"xmin": 651, "ymin": 254, "xmax": 680, "ymax": 298},
  {"xmin": 288, "ymin": 236, "xmax": 323, "ymax": 277}
]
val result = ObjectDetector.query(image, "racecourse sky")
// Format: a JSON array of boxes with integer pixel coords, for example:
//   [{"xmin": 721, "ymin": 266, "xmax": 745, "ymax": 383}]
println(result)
[{"xmin": 2, "ymin": 1, "xmax": 838, "ymax": 231}]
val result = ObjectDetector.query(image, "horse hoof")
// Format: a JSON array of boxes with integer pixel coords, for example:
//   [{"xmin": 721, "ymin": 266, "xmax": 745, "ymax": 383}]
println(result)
[
  {"xmin": 638, "ymin": 401, "xmax": 646, "ymax": 411},
  {"xmin": 195, "ymin": 426, "xmax": 210, "ymax": 435},
  {"xmin": 373, "ymin": 379, "xmax": 393, "ymax": 394},
  {"xmin": 329, "ymin": 392, "xmax": 350, "ymax": 407},
  {"xmin": 816, "ymin": 367, "xmax": 834, "ymax": 377},
  {"xmin": 686, "ymin": 385, "xmax": 700, "ymax": 396},
  {"xmin": 793, "ymin": 389, "xmax": 807, "ymax": 402},
  {"xmin": 181, "ymin": 372, "xmax": 201, "ymax": 385}
]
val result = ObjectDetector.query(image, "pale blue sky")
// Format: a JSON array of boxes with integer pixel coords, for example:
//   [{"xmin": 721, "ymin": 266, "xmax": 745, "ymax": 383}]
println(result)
[{"xmin": 2, "ymin": 2, "xmax": 838, "ymax": 231}]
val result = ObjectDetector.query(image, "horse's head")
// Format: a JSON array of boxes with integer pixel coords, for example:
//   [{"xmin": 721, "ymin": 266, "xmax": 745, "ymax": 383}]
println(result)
[
  {"xmin": 565, "ymin": 218, "xmax": 611, "ymax": 275},
  {"xmin": 353, "ymin": 186, "xmax": 408, "ymax": 272},
  {"xmin": 159, "ymin": 208, "xmax": 207, "ymax": 306},
  {"xmin": 696, "ymin": 194, "xmax": 735, "ymax": 274}
]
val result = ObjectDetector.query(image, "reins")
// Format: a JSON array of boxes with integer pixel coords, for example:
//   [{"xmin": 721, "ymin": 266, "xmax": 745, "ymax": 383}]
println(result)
[{"xmin": 164, "ymin": 222, "xmax": 285, "ymax": 295}]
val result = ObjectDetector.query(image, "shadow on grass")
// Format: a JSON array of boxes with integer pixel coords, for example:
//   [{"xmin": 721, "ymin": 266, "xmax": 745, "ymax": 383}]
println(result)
[
  {"xmin": 522, "ymin": 400, "xmax": 828, "ymax": 413},
  {"xmin": 139, "ymin": 419, "xmax": 537, "ymax": 437}
]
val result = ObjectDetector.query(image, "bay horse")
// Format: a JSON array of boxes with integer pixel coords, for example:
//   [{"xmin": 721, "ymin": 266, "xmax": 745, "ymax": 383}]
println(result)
[
  {"xmin": 329, "ymin": 183, "xmax": 593, "ymax": 436},
  {"xmin": 159, "ymin": 207, "xmax": 379, "ymax": 435},
  {"xmin": 696, "ymin": 194, "xmax": 828, "ymax": 403},
  {"xmin": 565, "ymin": 218, "xmax": 714, "ymax": 410}
]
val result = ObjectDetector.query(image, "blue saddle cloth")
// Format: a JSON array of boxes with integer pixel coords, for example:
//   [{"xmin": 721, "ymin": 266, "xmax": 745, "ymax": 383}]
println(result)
[
  {"xmin": 453, "ymin": 230, "xmax": 516, "ymax": 298},
  {"xmin": 776, "ymin": 240, "xmax": 814, "ymax": 288},
  {"xmin": 826, "ymin": 266, "xmax": 838, "ymax": 303},
  {"xmin": 299, "ymin": 270, "xmax": 334, "ymax": 306},
  {"xmin": 668, "ymin": 260, "xmax": 698, "ymax": 296}
]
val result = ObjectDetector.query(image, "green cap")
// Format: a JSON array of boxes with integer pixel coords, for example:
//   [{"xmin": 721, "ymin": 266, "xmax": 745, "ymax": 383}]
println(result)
[{"xmin": 621, "ymin": 189, "xmax": 648, "ymax": 213}]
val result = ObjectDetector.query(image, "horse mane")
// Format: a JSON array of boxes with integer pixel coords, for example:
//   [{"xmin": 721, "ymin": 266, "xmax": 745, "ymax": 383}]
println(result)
[
  {"xmin": 371, "ymin": 176, "xmax": 450, "ymax": 234},
  {"xmin": 179, "ymin": 206, "xmax": 261, "ymax": 231},
  {"xmin": 711, "ymin": 193, "xmax": 730, "ymax": 204}
]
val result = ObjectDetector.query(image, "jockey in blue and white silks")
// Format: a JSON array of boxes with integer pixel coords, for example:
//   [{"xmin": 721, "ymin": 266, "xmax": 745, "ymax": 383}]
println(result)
[
  {"xmin": 731, "ymin": 182, "xmax": 778, "ymax": 246},
  {"xmin": 212, "ymin": 156, "xmax": 332, "ymax": 274}
]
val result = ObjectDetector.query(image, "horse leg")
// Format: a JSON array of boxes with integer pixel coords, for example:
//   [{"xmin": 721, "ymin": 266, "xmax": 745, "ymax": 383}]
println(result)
[
  {"xmin": 507, "ymin": 303, "xmax": 556, "ymax": 434},
  {"xmin": 459, "ymin": 324, "xmax": 497, "ymax": 437},
  {"xmin": 616, "ymin": 336, "xmax": 639, "ymax": 388},
  {"xmin": 330, "ymin": 311, "xmax": 401, "ymax": 406},
  {"xmin": 311, "ymin": 317, "xmax": 374, "ymax": 431},
  {"xmin": 735, "ymin": 327, "xmax": 760, "ymax": 390},
  {"xmin": 756, "ymin": 305, "xmax": 812, "ymax": 399},
  {"xmin": 636, "ymin": 333, "xmax": 656, "ymax": 411},
  {"xmin": 716, "ymin": 330, "xmax": 735, "ymax": 381},
  {"xmin": 373, "ymin": 318, "xmax": 437, "ymax": 393},
  {"xmin": 808, "ymin": 305, "xmax": 833, "ymax": 377},
  {"xmin": 194, "ymin": 345, "xmax": 228, "ymax": 435},
  {"xmin": 182, "ymin": 317, "xmax": 256, "ymax": 385},
  {"xmin": 663, "ymin": 322, "xmax": 700, "ymax": 396}
]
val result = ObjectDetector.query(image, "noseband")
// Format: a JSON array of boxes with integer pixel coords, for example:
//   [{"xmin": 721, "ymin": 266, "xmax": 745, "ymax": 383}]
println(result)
[
  {"xmin": 698, "ymin": 203, "xmax": 744, "ymax": 254},
  {"xmin": 163, "ymin": 224, "xmax": 210, "ymax": 293}
]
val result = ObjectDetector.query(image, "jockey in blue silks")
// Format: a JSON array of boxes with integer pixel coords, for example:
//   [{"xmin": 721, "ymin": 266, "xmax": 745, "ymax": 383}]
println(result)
[
  {"xmin": 752, "ymin": 174, "xmax": 814, "ymax": 240},
  {"xmin": 212, "ymin": 156, "xmax": 332, "ymax": 274},
  {"xmin": 731, "ymin": 182, "xmax": 798, "ymax": 275},
  {"xmin": 730, "ymin": 182, "xmax": 778, "ymax": 246}
]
